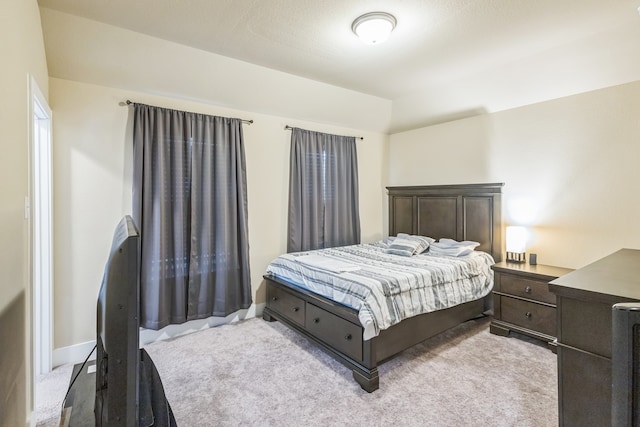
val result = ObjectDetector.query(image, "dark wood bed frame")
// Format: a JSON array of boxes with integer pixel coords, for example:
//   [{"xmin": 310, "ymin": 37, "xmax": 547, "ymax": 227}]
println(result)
[{"xmin": 263, "ymin": 183, "xmax": 503, "ymax": 392}]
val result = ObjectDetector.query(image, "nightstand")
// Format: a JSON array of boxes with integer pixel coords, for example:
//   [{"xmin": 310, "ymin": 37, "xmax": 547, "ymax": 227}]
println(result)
[{"xmin": 490, "ymin": 261, "xmax": 573, "ymax": 352}]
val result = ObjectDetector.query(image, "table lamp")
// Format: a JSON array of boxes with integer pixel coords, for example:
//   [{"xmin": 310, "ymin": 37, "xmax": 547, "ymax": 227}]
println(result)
[{"xmin": 506, "ymin": 226, "xmax": 527, "ymax": 263}]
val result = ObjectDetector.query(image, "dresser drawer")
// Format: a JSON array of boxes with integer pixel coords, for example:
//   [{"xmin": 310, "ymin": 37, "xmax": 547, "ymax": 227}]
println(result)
[
  {"xmin": 501, "ymin": 296, "xmax": 555, "ymax": 336},
  {"xmin": 500, "ymin": 274, "xmax": 555, "ymax": 305},
  {"xmin": 557, "ymin": 296, "xmax": 612, "ymax": 358},
  {"xmin": 557, "ymin": 344, "xmax": 611, "ymax": 427},
  {"xmin": 306, "ymin": 303, "xmax": 362, "ymax": 361},
  {"xmin": 268, "ymin": 285, "xmax": 305, "ymax": 327}
]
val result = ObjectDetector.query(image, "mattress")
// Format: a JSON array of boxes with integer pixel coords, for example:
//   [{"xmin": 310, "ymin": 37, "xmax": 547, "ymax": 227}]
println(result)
[{"xmin": 266, "ymin": 240, "xmax": 495, "ymax": 340}]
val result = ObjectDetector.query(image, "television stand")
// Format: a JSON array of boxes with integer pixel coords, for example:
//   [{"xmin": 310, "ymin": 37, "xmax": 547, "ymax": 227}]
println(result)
[
  {"xmin": 59, "ymin": 349, "xmax": 177, "ymax": 427},
  {"xmin": 59, "ymin": 360, "xmax": 96, "ymax": 427}
]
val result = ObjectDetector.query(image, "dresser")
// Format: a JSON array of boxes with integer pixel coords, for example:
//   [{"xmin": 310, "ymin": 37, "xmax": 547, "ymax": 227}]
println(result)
[
  {"xmin": 490, "ymin": 262, "xmax": 573, "ymax": 351},
  {"xmin": 549, "ymin": 249, "xmax": 640, "ymax": 427}
]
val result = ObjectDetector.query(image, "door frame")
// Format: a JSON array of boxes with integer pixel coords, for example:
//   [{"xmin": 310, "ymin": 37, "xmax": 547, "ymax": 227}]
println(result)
[{"xmin": 29, "ymin": 75, "xmax": 53, "ymax": 377}]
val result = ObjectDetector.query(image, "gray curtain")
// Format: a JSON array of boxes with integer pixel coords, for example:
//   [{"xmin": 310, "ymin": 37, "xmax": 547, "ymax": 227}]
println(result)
[
  {"xmin": 133, "ymin": 104, "xmax": 251, "ymax": 330},
  {"xmin": 287, "ymin": 127, "xmax": 360, "ymax": 252}
]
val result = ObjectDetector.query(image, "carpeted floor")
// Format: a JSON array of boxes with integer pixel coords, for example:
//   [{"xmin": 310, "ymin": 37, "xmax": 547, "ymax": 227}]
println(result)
[{"xmin": 36, "ymin": 316, "xmax": 557, "ymax": 426}]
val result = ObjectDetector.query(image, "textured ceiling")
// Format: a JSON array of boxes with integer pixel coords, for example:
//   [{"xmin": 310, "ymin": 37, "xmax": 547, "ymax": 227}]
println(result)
[{"xmin": 37, "ymin": 0, "xmax": 640, "ymax": 132}]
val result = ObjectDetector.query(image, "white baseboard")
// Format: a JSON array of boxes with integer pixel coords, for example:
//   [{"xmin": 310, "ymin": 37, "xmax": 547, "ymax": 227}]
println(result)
[
  {"xmin": 52, "ymin": 339, "xmax": 96, "ymax": 367},
  {"xmin": 52, "ymin": 303, "xmax": 265, "ymax": 368},
  {"xmin": 139, "ymin": 303, "xmax": 265, "ymax": 345}
]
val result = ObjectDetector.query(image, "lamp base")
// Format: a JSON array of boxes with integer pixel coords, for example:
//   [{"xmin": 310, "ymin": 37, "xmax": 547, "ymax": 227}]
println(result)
[{"xmin": 506, "ymin": 251, "xmax": 526, "ymax": 263}]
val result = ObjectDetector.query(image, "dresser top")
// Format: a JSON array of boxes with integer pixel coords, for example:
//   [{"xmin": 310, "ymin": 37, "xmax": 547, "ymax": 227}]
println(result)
[{"xmin": 549, "ymin": 248, "xmax": 640, "ymax": 302}]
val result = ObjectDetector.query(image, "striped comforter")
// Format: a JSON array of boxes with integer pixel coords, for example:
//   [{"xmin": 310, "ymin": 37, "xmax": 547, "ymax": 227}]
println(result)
[{"xmin": 266, "ymin": 241, "xmax": 495, "ymax": 340}]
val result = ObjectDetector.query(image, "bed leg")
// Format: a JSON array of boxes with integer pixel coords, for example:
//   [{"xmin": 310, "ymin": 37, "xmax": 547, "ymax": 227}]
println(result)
[
  {"xmin": 262, "ymin": 311, "xmax": 276, "ymax": 322},
  {"xmin": 353, "ymin": 367, "xmax": 379, "ymax": 393},
  {"xmin": 489, "ymin": 322, "xmax": 510, "ymax": 337}
]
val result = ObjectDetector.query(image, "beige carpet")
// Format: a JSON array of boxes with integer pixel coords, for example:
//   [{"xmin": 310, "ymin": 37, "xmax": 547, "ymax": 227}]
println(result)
[{"xmin": 36, "ymin": 316, "xmax": 557, "ymax": 426}]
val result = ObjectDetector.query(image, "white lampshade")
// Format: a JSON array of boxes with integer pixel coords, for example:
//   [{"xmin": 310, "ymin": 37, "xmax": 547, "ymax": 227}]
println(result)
[
  {"xmin": 506, "ymin": 226, "xmax": 527, "ymax": 253},
  {"xmin": 352, "ymin": 12, "xmax": 397, "ymax": 45}
]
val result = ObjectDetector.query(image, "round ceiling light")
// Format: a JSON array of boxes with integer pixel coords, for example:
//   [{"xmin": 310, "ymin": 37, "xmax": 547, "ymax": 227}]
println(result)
[{"xmin": 351, "ymin": 12, "xmax": 397, "ymax": 45}]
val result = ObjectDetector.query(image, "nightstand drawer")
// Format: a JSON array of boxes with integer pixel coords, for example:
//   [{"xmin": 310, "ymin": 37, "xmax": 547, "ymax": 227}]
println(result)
[
  {"xmin": 501, "ymin": 274, "xmax": 555, "ymax": 305},
  {"xmin": 491, "ymin": 262, "xmax": 571, "ymax": 348},
  {"xmin": 501, "ymin": 296, "xmax": 555, "ymax": 337}
]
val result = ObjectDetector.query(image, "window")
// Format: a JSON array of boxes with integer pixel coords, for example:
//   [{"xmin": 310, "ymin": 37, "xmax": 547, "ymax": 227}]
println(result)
[
  {"xmin": 287, "ymin": 127, "xmax": 360, "ymax": 252},
  {"xmin": 133, "ymin": 104, "xmax": 252, "ymax": 329}
]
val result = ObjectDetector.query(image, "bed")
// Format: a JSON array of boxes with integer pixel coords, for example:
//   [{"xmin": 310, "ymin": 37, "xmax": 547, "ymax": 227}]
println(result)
[{"xmin": 262, "ymin": 183, "xmax": 503, "ymax": 392}]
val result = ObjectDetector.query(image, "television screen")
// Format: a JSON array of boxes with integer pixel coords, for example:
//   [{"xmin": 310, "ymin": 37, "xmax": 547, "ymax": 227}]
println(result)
[{"xmin": 95, "ymin": 215, "xmax": 141, "ymax": 426}]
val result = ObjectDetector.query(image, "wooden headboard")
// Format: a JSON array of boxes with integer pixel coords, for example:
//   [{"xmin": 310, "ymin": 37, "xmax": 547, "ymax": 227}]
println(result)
[{"xmin": 387, "ymin": 183, "xmax": 504, "ymax": 262}]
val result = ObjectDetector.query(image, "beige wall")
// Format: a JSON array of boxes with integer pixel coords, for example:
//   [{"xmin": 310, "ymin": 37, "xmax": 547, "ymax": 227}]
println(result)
[
  {"xmin": 51, "ymin": 78, "xmax": 388, "ymax": 351},
  {"xmin": 0, "ymin": 1, "xmax": 49, "ymax": 425},
  {"xmin": 389, "ymin": 80, "xmax": 640, "ymax": 269}
]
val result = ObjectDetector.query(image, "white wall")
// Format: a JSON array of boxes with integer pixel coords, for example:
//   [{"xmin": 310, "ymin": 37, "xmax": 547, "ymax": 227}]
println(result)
[
  {"xmin": 389, "ymin": 80, "xmax": 640, "ymax": 269},
  {"xmin": 0, "ymin": 1, "xmax": 50, "ymax": 425},
  {"xmin": 51, "ymin": 78, "xmax": 388, "ymax": 355}
]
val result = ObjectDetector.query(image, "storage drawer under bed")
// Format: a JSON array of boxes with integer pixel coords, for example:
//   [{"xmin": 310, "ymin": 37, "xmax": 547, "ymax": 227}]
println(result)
[
  {"xmin": 268, "ymin": 285, "xmax": 305, "ymax": 327},
  {"xmin": 306, "ymin": 303, "xmax": 363, "ymax": 361}
]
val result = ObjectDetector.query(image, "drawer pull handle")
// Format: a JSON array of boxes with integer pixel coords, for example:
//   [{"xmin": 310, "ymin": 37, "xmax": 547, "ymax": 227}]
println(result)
[
  {"xmin": 525, "ymin": 312, "xmax": 532, "ymax": 318},
  {"xmin": 272, "ymin": 296, "xmax": 278, "ymax": 301},
  {"xmin": 313, "ymin": 318, "xmax": 320, "ymax": 324},
  {"xmin": 344, "ymin": 334, "xmax": 352, "ymax": 341},
  {"xmin": 292, "ymin": 307, "xmax": 300, "ymax": 312},
  {"xmin": 524, "ymin": 286, "xmax": 532, "ymax": 294}
]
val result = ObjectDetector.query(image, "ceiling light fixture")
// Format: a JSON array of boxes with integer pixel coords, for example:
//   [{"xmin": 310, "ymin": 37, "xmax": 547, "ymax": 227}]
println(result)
[{"xmin": 352, "ymin": 12, "xmax": 397, "ymax": 45}]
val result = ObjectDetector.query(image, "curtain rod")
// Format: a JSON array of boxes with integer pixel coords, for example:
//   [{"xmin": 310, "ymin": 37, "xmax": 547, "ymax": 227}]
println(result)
[
  {"xmin": 124, "ymin": 100, "xmax": 253, "ymax": 124},
  {"xmin": 285, "ymin": 125, "xmax": 364, "ymax": 140}
]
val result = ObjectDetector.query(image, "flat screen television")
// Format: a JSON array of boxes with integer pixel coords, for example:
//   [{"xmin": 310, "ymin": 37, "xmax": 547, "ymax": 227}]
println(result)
[{"xmin": 95, "ymin": 215, "xmax": 142, "ymax": 426}]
